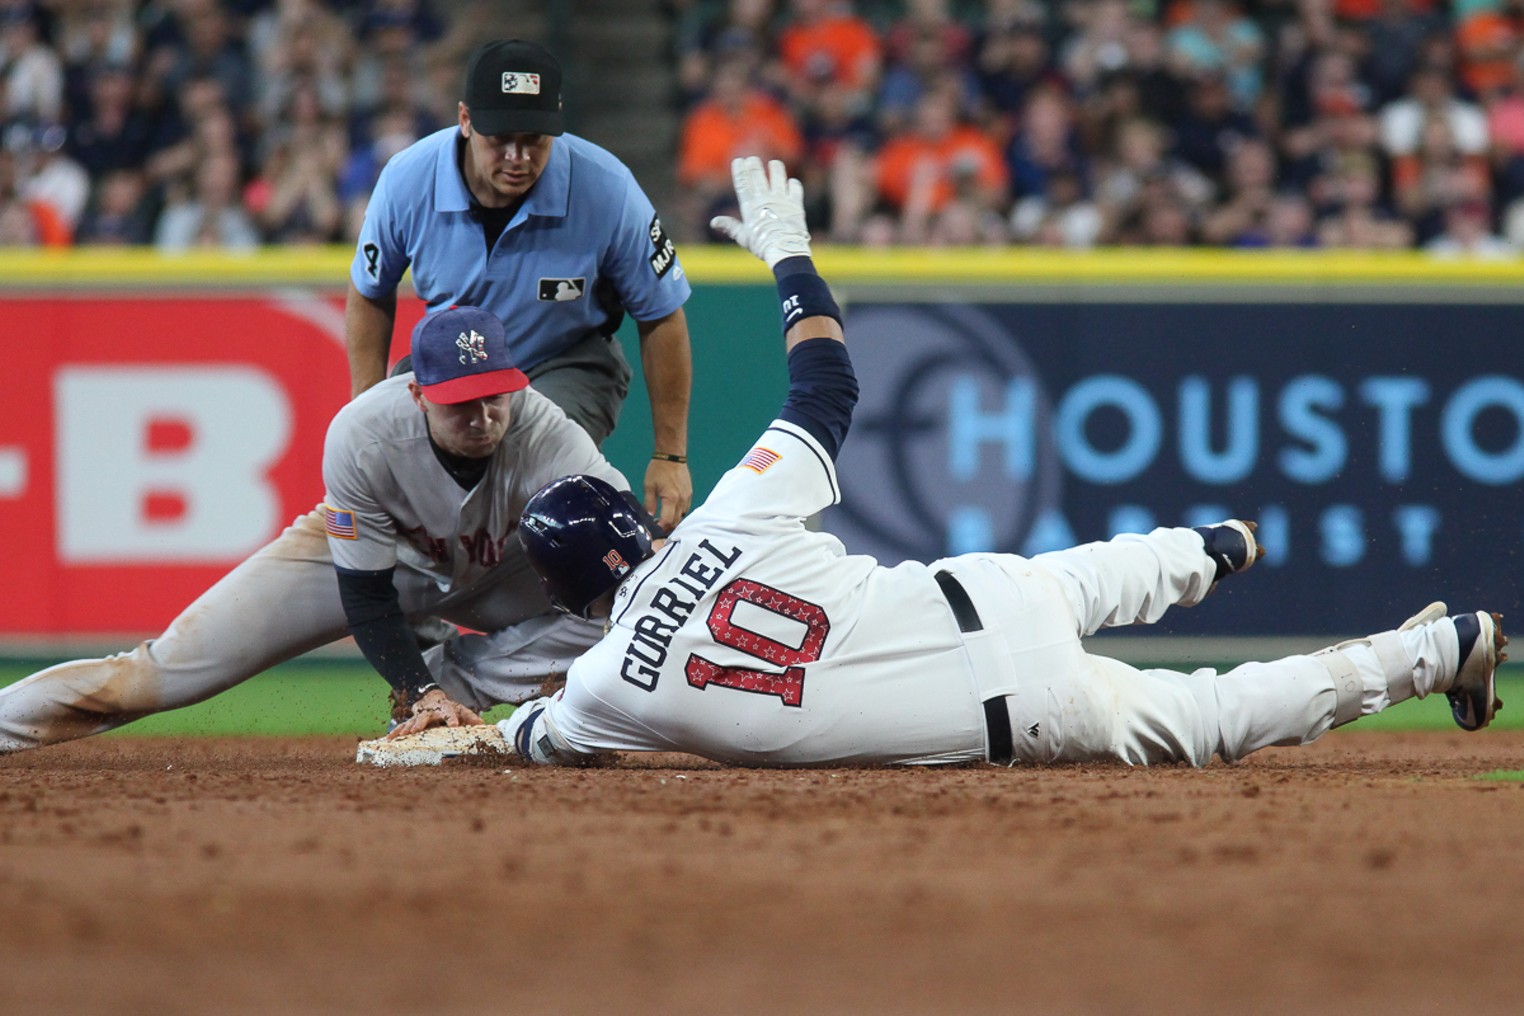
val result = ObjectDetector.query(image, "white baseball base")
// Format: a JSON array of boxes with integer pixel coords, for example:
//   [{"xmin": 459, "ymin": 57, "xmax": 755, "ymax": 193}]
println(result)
[{"xmin": 355, "ymin": 725, "xmax": 512, "ymax": 767}]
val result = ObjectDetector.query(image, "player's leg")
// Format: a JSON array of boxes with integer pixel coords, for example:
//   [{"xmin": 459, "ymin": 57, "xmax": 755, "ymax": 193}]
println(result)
[
  {"xmin": 932, "ymin": 555, "xmax": 1129, "ymax": 761},
  {"xmin": 1058, "ymin": 605, "xmax": 1508, "ymax": 766},
  {"xmin": 525, "ymin": 331, "xmax": 633, "ymax": 446},
  {"xmin": 0, "ymin": 511, "xmax": 354, "ymax": 752},
  {"xmin": 1202, "ymin": 605, "xmax": 1506, "ymax": 759},
  {"xmin": 1303, "ymin": 604, "xmax": 1506, "ymax": 734},
  {"xmin": 1028, "ymin": 522, "xmax": 1256, "ymax": 638}
]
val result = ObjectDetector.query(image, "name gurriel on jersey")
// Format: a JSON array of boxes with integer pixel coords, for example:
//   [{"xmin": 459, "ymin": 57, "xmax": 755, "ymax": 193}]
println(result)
[{"xmin": 620, "ymin": 538, "xmax": 743, "ymax": 692}]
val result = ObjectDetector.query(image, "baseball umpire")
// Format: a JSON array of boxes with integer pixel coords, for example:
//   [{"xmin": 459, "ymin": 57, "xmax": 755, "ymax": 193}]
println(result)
[
  {"xmin": 347, "ymin": 38, "xmax": 694, "ymax": 530},
  {"xmin": 492, "ymin": 158, "xmax": 1507, "ymax": 768},
  {"xmin": 0, "ymin": 307, "xmax": 622, "ymax": 752}
]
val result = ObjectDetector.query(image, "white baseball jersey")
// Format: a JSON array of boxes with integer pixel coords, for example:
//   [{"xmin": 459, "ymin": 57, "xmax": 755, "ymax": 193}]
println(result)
[
  {"xmin": 322, "ymin": 377, "xmax": 625, "ymax": 596},
  {"xmin": 522, "ymin": 419, "xmax": 988, "ymax": 766}
]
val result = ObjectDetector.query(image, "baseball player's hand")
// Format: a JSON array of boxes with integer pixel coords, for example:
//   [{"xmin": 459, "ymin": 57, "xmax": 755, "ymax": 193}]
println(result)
[
  {"xmin": 710, "ymin": 157, "xmax": 812, "ymax": 267},
  {"xmin": 644, "ymin": 457, "xmax": 692, "ymax": 531},
  {"xmin": 386, "ymin": 688, "xmax": 484, "ymax": 740}
]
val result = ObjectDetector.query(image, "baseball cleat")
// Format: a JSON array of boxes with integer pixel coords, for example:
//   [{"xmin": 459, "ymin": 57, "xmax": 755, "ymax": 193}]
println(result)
[
  {"xmin": 1447, "ymin": 611, "xmax": 1507, "ymax": 732},
  {"xmin": 1193, "ymin": 520, "xmax": 1262, "ymax": 584}
]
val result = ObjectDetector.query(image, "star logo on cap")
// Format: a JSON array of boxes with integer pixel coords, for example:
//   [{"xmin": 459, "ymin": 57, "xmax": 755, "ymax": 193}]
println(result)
[{"xmin": 456, "ymin": 329, "xmax": 489, "ymax": 365}]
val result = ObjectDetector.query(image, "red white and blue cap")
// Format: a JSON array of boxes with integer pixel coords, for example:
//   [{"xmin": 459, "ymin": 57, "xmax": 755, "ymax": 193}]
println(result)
[{"xmin": 411, "ymin": 306, "xmax": 529, "ymax": 404}]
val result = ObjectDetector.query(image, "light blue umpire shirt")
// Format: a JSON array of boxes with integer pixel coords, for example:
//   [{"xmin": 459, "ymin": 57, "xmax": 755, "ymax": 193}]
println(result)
[{"xmin": 351, "ymin": 126, "xmax": 691, "ymax": 371}]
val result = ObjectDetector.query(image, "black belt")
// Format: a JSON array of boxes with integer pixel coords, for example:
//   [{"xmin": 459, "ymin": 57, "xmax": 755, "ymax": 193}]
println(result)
[{"xmin": 933, "ymin": 569, "xmax": 1014, "ymax": 766}]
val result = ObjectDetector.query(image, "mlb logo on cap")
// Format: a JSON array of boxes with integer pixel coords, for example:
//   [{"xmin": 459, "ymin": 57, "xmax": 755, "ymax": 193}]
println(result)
[
  {"xmin": 501, "ymin": 72, "xmax": 540, "ymax": 95},
  {"xmin": 465, "ymin": 40, "xmax": 564, "ymax": 137},
  {"xmin": 411, "ymin": 307, "xmax": 529, "ymax": 404}
]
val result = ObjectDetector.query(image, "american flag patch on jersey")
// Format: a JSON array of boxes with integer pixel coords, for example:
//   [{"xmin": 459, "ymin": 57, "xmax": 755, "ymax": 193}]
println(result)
[
  {"xmin": 741, "ymin": 447, "xmax": 781, "ymax": 473},
  {"xmin": 324, "ymin": 505, "xmax": 358, "ymax": 540}
]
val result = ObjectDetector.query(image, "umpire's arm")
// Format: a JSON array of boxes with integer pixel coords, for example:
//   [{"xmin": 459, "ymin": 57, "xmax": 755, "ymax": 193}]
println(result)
[
  {"xmin": 346, "ymin": 281, "xmax": 398, "ymax": 398},
  {"xmin": 636, "ymin": 306, "xmax": 694, "ymax": 528}
]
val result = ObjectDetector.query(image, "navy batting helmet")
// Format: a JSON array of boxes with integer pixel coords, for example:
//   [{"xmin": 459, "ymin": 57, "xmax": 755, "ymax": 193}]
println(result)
[{"xmin": 519, "ymin": 475, "xmax": 656, "ymax": 618}]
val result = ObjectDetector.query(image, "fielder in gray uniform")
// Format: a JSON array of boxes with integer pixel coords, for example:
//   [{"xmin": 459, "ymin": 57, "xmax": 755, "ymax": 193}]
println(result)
[{"xmin": 0, "ymin": 307, "xmax": 620, "ymax": 753}]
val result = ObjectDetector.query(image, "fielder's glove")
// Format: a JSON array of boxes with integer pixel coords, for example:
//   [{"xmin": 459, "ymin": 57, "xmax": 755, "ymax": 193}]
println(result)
[{"xmin": 710, "ymin": 156, "xmax": 812, "ymax": 268}]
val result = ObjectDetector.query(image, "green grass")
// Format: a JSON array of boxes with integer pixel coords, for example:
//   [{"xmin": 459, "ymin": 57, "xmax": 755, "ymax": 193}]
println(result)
[
  {"xmin": 0, "ymin": 661, "xmax": 1518, "ymax": 737},
  {"xmin": 1474, "ymin": 770, "xmax": 1524, "ymax": 782}
]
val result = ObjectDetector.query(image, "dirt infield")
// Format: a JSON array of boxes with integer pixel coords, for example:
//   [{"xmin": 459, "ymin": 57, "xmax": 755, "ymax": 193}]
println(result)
[{"xmin": 2, "ymin": 733, "xmax": 1521, "ymax": 1016}]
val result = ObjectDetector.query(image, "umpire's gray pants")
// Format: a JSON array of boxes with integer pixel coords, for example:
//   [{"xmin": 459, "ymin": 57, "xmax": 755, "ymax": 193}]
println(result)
[{"xmin": 526, "ymin": 331, "xmax": 633, "ymax": 447}]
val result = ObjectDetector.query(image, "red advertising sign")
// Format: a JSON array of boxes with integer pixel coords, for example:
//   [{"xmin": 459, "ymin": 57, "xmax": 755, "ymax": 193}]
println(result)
[{"xmin": 3, "ymin": 294, "xmax": 425, "ymax": 634}]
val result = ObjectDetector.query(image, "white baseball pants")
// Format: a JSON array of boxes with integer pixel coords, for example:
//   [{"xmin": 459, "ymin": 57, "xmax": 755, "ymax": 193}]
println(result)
[{"xmin": 941, "ymin": 527, "xmax": 1459, "ymax": 767}]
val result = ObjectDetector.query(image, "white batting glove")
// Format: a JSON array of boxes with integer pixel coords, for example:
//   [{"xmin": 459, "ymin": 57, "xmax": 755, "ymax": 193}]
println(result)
[{"xmin": 709, "ymin": 156, "xmax": 812, "ymax": 268}]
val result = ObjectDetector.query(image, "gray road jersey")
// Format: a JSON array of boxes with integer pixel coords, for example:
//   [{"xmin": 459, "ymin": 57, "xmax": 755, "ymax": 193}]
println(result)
[{"xmin": 321, "ymin": 377, "xmax": 627, "ymax": 592}]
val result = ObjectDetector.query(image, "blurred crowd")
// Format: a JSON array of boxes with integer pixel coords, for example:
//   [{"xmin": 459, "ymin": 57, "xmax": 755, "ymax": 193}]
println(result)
[
  {"xmin": 673, "ymin": 0, "xmax": 1524, "ymax": 254},
  {"xmin": 0, "ymin": 0, "xmax": 476, "ymax": 250},
  {"xmin": 6, "ymin": 0, "xmax": 1524, "ymax": 254}
]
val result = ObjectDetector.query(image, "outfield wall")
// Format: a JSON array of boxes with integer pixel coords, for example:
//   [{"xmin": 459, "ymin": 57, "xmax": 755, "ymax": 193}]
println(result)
[{"xmin": 2, "ymin": 247, "xmax": 1520, "ymax": 641}]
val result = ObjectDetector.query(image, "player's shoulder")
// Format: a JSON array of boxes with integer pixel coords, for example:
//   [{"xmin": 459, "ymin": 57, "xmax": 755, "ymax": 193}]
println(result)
[
  {"xmin": 753, "ymin": 419, "xmax": 832, "ymax": 467},
  {"xmin": 507, "ymin": 385, "xmax": 592, "ymax": 447},
  {"xmin": 327, "ymin": 378, "xmax": 421, "ymax": 449},
  {"xmin": 506, "ymin": 387, "xmax": 629, "ymax": 487},
  {"xmin": 509, "ymin": 385, "xmax": 570, "ymax": 431},
  {"xmin": 694, "ymin": 419, "xmax": 841, "ymax": 514}
]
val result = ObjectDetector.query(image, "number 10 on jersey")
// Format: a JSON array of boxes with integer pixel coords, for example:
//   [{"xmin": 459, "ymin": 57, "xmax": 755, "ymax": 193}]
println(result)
[{"xmin": 684, "ymin": 579, "xmax": 830, "ymax": 707}]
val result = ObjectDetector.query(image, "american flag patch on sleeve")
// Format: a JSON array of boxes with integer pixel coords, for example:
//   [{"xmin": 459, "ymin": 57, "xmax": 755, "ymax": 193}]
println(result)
[
  {"xmin": 324, "ymin": 505, "xmax": 359, "ymax": 540},
  {"xmin": 741, "ymin": 447, "xmax": 781, "ymax": 473}
]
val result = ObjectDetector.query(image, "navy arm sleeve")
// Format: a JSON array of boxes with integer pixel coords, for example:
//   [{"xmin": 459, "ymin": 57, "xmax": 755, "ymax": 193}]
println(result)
[
  {"xmin": 334, "ymin": 566, "xmax": 435, "ymax": 696},
  {"xmin": 778, "ymin": 337, "xmax": 859, "ymax": 460}
]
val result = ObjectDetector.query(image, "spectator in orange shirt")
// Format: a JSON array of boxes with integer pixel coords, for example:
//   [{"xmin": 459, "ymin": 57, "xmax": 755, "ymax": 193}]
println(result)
[
  {"xmin": 1455, "ymin": 1, "xmax": 1521, "ymax": 100},
  {"xmin": 777, "ymin": 0, "xmax": 882, "ymax": 108},
  {"xmin": 874, "ymin": 83, "xmax": 1008, "ymax": 217},
  {"xmin": 677, "ymin": 61, "xmax": 803, "ymax": 239}
]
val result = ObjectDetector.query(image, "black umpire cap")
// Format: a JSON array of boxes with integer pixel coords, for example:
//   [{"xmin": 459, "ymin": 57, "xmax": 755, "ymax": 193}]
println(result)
[{"xmin": 463, "ymin": 40, "xmax": 565, "ymax": 137}]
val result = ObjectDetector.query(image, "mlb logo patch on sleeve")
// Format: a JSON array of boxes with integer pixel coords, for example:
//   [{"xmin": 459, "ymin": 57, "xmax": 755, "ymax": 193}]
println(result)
[
  {"xmin": 648, "ymin": 215, "xmax": 676, "ymax": 278},
  {"xmin": 538, "ymin": 278, "xmax": 586, "ymax": 301},
  {"xmin": 324, "ymin": 505, "xmax": 359, "ymax": 540},
  {"xmin": 741, "ymin": 447, "xmax": 781, "ymax": 473}
]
